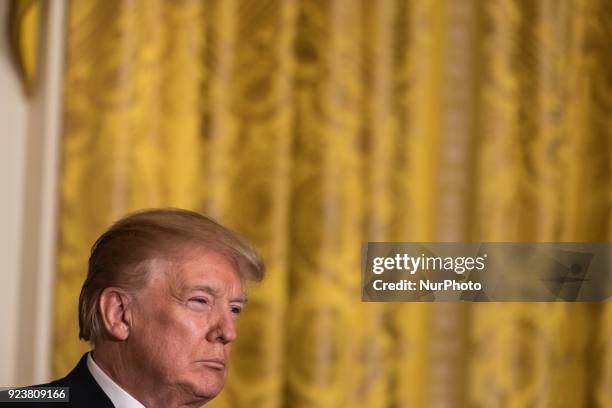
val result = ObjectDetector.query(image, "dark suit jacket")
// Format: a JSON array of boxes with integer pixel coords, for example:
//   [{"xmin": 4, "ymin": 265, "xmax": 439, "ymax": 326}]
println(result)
[{"xmin": 2, "ymin": 353, "xmax": 114, "ymax": 408}]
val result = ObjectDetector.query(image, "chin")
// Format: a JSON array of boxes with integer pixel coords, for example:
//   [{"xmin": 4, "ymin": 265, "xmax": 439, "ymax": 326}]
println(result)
[
  {"xmin": 189, "ymin": 374, "xmax": 226, "ymax": 400},
  {"xmin": 192, "ymin": 384, "xmax": 224, "ymax": 402}
]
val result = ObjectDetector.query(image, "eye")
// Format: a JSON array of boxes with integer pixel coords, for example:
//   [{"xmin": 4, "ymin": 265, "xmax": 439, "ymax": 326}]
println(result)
[
  {"xmin": 230, "ymin": 306, "xmax": 243, "ymax": 316},
  {"xmin": 190, "ymin": 297, "xmax": 209, "ymax": 305}
]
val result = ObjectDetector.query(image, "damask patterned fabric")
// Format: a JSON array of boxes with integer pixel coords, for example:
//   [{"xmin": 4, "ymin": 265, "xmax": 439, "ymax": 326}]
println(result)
[{"xmin": 52, "ymin": 0, "xmax": 611, "ymax": 407}]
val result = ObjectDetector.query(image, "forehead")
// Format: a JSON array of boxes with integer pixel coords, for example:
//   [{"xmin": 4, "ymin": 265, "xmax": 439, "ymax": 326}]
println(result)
[{"xmin": 153, "ymin": 250, "xmax": 244, "ymax": 296}]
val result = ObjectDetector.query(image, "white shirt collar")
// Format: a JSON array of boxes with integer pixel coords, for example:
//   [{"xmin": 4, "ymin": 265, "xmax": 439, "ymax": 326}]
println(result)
[{"xmin": 87, "ymin": 352, "xmax": 146, "ymax": 408}]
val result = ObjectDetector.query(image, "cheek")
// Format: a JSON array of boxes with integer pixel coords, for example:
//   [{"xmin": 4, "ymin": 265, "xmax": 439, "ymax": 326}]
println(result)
[{"xmin": 137, "ymin": 305, "xmax": 210, "ymax": 353}]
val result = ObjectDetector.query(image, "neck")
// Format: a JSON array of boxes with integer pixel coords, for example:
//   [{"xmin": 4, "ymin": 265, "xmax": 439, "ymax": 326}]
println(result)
[{"xmin": 92, "ymin": 344, "xmax": 207, "ymax": 408}]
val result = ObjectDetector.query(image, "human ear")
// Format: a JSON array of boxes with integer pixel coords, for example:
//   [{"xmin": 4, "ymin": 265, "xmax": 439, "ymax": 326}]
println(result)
[{"xmin": 99, "ymin": 288, "xmax": 132, "ymax": 341}]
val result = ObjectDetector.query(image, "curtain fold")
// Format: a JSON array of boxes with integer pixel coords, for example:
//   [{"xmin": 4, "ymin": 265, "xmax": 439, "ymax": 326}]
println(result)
[
  {"xmin": 8, "ymin": 0, "xmax": 41, "ymax": 94},
  {"xmin": 54, "ymin": 0, "xmax": 612, "ymax": 406}
]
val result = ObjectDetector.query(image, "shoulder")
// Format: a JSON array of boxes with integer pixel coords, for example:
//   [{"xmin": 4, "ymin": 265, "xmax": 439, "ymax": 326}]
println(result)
[
  {"xmin": 33, "ymin": 376, "xmax": 69, "ymax": 388},
  {"xmin": 2, "ymin": 353, "xmax": 114, "ymax": 408}
]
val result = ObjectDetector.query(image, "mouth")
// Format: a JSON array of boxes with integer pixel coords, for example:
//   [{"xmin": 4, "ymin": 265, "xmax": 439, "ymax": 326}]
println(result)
[{"xmin": 199, "ymin": 359, "xmax": 226, "ymax": 370}]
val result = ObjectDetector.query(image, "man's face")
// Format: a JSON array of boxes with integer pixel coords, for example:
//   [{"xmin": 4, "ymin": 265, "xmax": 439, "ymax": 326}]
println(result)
[{"xmin": 127, "ymin": 250, "xmax": 245, "ymax": 402}]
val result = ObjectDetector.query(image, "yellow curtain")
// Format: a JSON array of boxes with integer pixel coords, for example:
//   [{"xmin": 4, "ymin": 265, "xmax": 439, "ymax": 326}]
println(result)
[
  {"xmin": 53, "ymin": 0, "xmax": 612, "ymax": 407},
  {"xmin": 7, "ymin": 0, "xmax": 41, "ymax": 94}
]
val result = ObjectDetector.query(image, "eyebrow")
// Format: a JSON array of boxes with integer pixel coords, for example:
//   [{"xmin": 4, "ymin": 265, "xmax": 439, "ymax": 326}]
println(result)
[{"xmin": 187, "ymin": 285, "xmax": 248, "ymax": 304}]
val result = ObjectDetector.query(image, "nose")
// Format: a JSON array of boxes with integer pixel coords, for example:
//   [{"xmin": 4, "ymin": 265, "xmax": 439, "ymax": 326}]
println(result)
[{"xmin": 206, "ymin": 309, "xmax": 237, "ymax": 344}]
